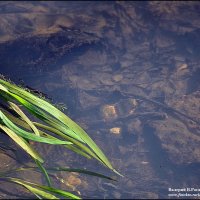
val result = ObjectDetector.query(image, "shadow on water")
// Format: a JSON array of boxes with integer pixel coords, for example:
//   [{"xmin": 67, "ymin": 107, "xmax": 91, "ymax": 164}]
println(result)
[
  {"xmin": 0, "ymin": 28, "xmax": 104, "ymax": 79},
  {"xmin": 187, "ymin": 68, "xmax": 200, "ymax": 94},
  {"xmin": 0, "ymin": 187, "xmax": 32, "ymax": 199},
  {"xmin": 143, "ymin": 124, "xmax": 200, "ymax": 188},
  {"xmin": 0, "ymin": 133, "xmax": 30, "ymax": 165}
]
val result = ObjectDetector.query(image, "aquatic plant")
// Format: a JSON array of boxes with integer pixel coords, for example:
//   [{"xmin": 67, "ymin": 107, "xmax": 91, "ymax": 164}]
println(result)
[{"xmin": 0, "ymin": 76, "xmax": 120, "ymax": 199}]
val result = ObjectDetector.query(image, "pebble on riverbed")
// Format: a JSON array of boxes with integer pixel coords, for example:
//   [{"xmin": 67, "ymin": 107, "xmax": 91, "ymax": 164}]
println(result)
[
  {"xmin": 101, "ymin": 105, "xmax": 118, "ymax": 121},
  {"xmin": 67, "ymin": 174, "xmax": 82, "ymax": 187},
  {"xmin": 110, "ymin": 127, "xmax": 121, "ymax": 135},
  {"xmin": 112, "ymin": 74, "xmax": 123, "ymax": 82}
]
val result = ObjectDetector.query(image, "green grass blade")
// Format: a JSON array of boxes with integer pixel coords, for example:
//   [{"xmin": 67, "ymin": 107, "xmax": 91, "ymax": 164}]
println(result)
[
  {"xmin": 7, "ymin": 178, "xmax": 59, "ymax": 199},
  {"xmin": 23, "ymin": 184, "xmax": 58, "ymax": 199},
  {"xmin": 33, "ymin": 185, "xmax": 81, "ymax": 199},
  {"xmin": 48, "ymin": 167, "xmax": 116, "ymax": 181},
  {"xmin": 0, "ymin": 125, "xmax": 44, "ymax": 163},
  {"xmin": 7, "ymin": 178, "xmax": 80, "ymax": 199},
  {"xmin": 31, "ymin": 192, "xmax": 42, "ymax": 199},
  {"xmin": 1, "ymin": 166, "xmax": 116, "ymax": 181},
  {"xmin": 0, "ymin": 83, "xmax": 8, "ymax": 92},
  {"xmin": 33, "ymin": 122, "xmax": 100, "ymax": 160},
  {"xmin": 1, "ymin": 109, "xmax": 90, "ymax": 159},
  {"xmin": 1, "ymin": 109, "xmax": 74, "ymax": 146},
  {"xmin": 63, "ymin": 144, "xmax": 92, "ymax": 159},
  {"xmin": 0, "ymin": 111, "xmax": 71, "ymax": 145},
  {"xmin": 8, "ymin": 101, "xmax": 40, "ymax": 136},
  {"xmin": 7, "ymin": 92, "xmax": 85, "ymax": 143},
  {"xmin": 35, "ymin": 160, "xmax": 52, "ymax": 187},
  {"xmin": 0, "ymin": 79, "xmax": 119, "ymax": 174},
  {"xmin": 1, "ymin": 107, "xmax": 33, "ymax": 130}
]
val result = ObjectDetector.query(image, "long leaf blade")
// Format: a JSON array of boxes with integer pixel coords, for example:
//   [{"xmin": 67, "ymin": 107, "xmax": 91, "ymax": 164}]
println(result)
[
  {"xmin": 35, "ymin": 159, "xmax": 52, "ymax": 187},
  {"xmin": 8, "ymin": 101, "xmax": 40, "ymax": 136},
  {"xmin": 0, "ymin": 78, "xmax": 122, "ymax": 175},
  {"xmin": 0, "ymin": 125, "xmax": 43, "ymax": 163},
  {"xmin": 8, "ymin": 178, "xmax": 80, "ymax": 199},
  {"xmin": 0, "ymin": 111, "xmax": 71, "ymax": 145}
]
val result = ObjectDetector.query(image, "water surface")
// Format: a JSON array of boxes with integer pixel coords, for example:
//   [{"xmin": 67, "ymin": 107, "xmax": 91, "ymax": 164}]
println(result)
[{"xmin": 0, "ymin": 1, "xmax": 200, "ymax": 199}]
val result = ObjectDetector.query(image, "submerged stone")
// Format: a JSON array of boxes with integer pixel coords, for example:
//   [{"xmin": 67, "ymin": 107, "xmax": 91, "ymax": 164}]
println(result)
[
  {"xmin": 0, "ymin": 27, "xmax": 101, "ymax": 74},
  {"xmin": 0, "ymin": 153, "xmax": 16, "ymax": 171},
  {"xmin": 150, "ymin": 117, "xmax": 200, "ymax": 164},
  {"xmin": 110, "ymin": 127, "xmax": 121, "ymax": 135}
]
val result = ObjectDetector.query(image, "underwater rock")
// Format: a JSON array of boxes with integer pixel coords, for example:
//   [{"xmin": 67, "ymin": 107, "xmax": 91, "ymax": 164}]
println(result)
[
  {"xmin": 109, "ymin": 127, "xmax": 121, "ymax": 135},
  {"xmin": 56, "ymin": 172, "xmax": 83, "ymax": 194},
  {"xmin": 101, "ymin": 98, "xmax": 138, "ymax": 122},
  {"xmin": 168, "ymin": 91, "xmax": 200, "ymax": 123},
  {"xmin": 120, "ymin": 59, "xmax": 133, "ymax": 68},
  {"xmin": 155, "ymin": 34, "xmax": 175, "ymax": 48},
  {"xmin": 145, "ymin": 192, "xmax": 159, "ymax": 199},
  {"xmin": 0, "ymin": 27, "xmax": 101, "ymax": 74},
  {"xmin": 78, "ymin": 90, "xmax": 102, "ymax": 109},
  {"xmin": 67, "ymin": 174, "xmax": 82, "ymax": 187},
  {"xmin": 0, "ymin": 152, "xmax": 17, "ymax": 171},
  {"xmin": 112, "ymin": 74, "xmax": 123, "ymax": 82},
  {"xmin": 112, "ymin": 191, "xmax": 121, "ymax": 199},
  {"xmin": 101, "ymin": 105, "xmax": 118, "ymax": 121},
  {"xmin": 150, "ymin": 117, "xmax": 200, "ymax": 164},
  {"xmin": 127, "ymin": 118, "xmax": 142, "ymax": 134}
]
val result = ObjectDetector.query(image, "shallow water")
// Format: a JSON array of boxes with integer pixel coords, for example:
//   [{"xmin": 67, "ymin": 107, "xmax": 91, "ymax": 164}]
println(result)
[{"xmin": 0, "ymin": 1, "xmax": 200, "ymax": 199}]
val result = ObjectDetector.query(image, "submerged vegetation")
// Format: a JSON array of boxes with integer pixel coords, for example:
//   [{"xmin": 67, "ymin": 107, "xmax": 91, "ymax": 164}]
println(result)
[{"xmin": 0, "ymin": 75, "xmax": 120, "ymax": 199}]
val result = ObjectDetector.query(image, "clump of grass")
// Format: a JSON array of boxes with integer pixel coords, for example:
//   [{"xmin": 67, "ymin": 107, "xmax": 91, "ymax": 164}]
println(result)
[{"xmin": 0, "ymin": 76, "xmax": 121, "ymax": 199}]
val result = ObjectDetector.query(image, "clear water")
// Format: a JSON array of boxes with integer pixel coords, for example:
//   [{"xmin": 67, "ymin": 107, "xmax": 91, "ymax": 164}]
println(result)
[{"xmin": 0, "ymin": 1, "xmax": 200, "ymax": 199}]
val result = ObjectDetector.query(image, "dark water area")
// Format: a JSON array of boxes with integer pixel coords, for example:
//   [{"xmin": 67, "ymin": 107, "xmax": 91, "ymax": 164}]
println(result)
[{"xmin": 0, "ymin": 1, "xmax": 200, "ymax": 199}]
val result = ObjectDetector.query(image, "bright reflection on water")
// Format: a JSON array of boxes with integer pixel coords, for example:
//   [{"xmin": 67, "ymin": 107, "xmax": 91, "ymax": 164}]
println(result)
[{"xmin": 0, "ymin": 1, "xmax": 200, "ymax": 199}]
